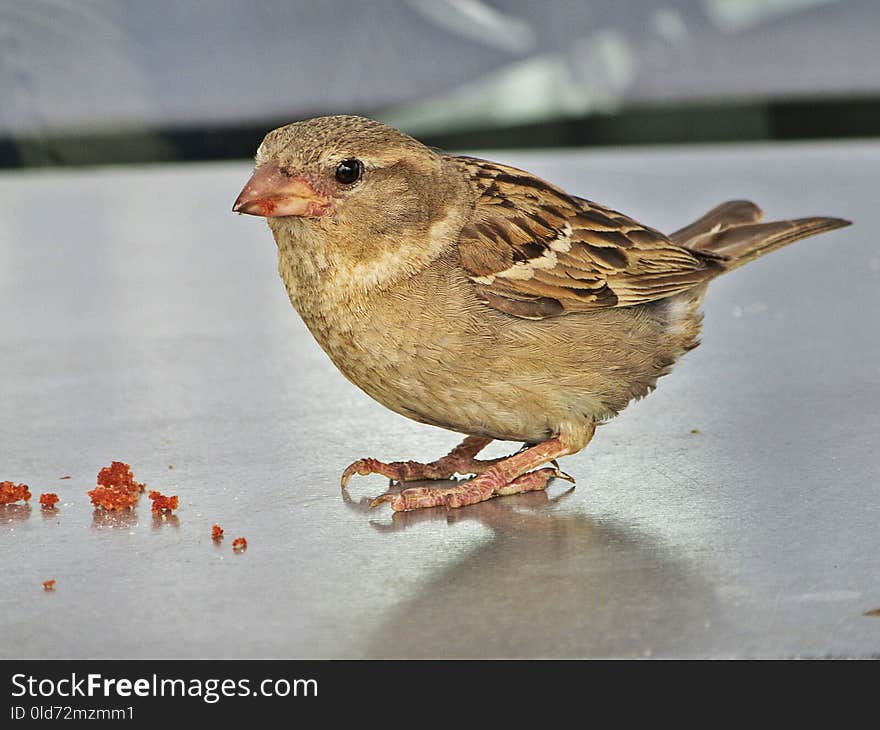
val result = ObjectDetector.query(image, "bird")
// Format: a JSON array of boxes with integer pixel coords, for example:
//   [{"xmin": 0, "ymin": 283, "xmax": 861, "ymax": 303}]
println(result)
[{"xmin": 232, "ymin": 115, "xmax": 850, "ymax": 512}]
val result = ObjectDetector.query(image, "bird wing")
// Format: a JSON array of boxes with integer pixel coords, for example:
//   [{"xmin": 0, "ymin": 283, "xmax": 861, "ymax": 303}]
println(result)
[{"xmin": 451, "ymin": 156, "xmax": 725, "ymax": 320}]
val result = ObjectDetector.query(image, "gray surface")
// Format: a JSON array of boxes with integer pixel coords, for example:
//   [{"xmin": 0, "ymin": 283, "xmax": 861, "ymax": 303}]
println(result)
[{"xmin": 1, "ymin": 141, "xmax": 878, "ymax": 658}]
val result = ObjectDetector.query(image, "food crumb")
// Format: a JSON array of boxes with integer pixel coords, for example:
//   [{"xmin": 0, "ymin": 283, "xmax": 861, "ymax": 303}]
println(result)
[
  {"xmin": 690, "ymin": 428, "xmax": 701, "ymax": 434},
  {"xmin": 88, "ymin": 485, "xmax": 139, "ymax": 511},
  {"xmin": 39, "ymin": 493, "xmax": 60, "ymax": 509},
  {"xmin": 88, "ymin": 461, "xmax": 145, "ymax": 511},
  {"xmin": 211, "ymin": 524, "xmax": 224, "ymax": 540},
  {"xmin": 42, "ymin": 579, "xmax": 56, "ymax": 591},
  {"xmin": 98, "ymin": 461, "xmax": 145, "ymax": 493},
  {"xmin": 864, "ymin": 608, "xmax": 880, "ymax": 617},
  {"xmin": 0, "ymin": 481, "xmax": 32, "ymax": 504},
  {"xmin": 232, "ymin": 537, "xmax": 247, "ymax": 552},
  {"xmin": 59, "ymin": 475, "xmax": 71, "ymax": 480},
  {"xmin": 148, "ymin": 490, "xmax": 179, "ymax": 513}
]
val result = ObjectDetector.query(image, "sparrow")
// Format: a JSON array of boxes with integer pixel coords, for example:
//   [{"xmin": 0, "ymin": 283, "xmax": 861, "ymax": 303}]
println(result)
[{"xmin": 233, "ymin": 115, "xmax": 850, "ymax": 512}]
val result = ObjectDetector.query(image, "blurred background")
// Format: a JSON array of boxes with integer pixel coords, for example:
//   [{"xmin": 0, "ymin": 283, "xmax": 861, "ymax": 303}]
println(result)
[{"xmin": 1, "ymin": 0, "xmax": 878, "ymax": 167}]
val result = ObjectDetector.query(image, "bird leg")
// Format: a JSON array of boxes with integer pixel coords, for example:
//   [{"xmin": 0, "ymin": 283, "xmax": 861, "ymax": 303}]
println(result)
[
  {"xmin": 341, "ymin": 435, "xmax": 503, "ymax": 488},
  {"xmin": 369, "ymin": 437, "xmax": 575, "ymax": 511}
]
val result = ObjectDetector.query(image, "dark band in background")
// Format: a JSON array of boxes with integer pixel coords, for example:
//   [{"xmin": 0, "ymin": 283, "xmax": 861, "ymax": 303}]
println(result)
[{"xmin": 2, "ymin": 97, "xmax": 878, "ymax": 169}]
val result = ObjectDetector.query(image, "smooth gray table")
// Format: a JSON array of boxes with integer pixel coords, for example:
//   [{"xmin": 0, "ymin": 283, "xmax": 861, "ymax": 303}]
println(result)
[{"xmin": 1, "ymin": 141, "xmax": 877, "ymax": 658}]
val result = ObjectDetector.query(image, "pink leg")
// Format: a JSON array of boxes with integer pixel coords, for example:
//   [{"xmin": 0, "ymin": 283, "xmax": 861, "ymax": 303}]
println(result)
[
  {"xmin": 370, "ymin": 438, "xmax": 576, "ymax": 511},
  {"xmin": 341, "ymin": 435, "xmax": 501, "ymax": 488}
]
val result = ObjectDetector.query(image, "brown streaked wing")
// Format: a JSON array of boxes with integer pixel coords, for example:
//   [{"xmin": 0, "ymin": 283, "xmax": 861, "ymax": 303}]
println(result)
[{"xmin": 451, "ymin": 156, "xmax": 723, "ymax": 320}]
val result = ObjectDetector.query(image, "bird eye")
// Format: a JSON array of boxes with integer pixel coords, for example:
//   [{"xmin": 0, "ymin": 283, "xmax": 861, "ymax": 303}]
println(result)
[{"xmin": 335, "ymin": 159, "xmax": 363, "ymax": 185}]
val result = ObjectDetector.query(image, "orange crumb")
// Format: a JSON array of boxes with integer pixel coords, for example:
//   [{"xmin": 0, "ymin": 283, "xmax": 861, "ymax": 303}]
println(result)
[
  {"xmin": 59, "ymin": 475, "xmax": 71, "ymax": 480},
  {"xmin": 148, "ymin": 490, "xmax": 179, "ymax": 513},
  {"xmin": 89, "ymin": 461, "xmax": 145, "ymax": 511},
  {"xmin": 0, "ymin": 481, "xmax": 32, "ymax": 504},
  {"xmin": 211, "ymin": 524, "xmax": 224, "ymax": 540},
  {"xmin": 42, "ymin": 579, "xmax": 56, "ymax": 591},
  {"xmin": 98, "ymin": 461, "xmax": 145, "ymax": 493},
  {"xmin": 88, "ymin": 485, "xmax": 139, "ymax": 510},
  {"xmin": 39, "ymin": 493, "xmax": 60, "ymax": 509},
  {"xmin": 232, "ymin": 537, "xmax": 247, "ymax": 552}
]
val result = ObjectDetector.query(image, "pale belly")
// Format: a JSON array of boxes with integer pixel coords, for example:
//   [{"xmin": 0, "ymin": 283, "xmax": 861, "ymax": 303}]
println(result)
[{"xmin": 281, "ymin": 251, "xmax": 702, "ymax": 447}]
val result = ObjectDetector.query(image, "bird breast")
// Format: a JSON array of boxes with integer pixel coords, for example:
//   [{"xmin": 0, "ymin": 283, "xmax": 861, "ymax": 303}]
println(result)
[{"xmin": 275, "ymin": 233, "xmax": 700, "ymax": 447}]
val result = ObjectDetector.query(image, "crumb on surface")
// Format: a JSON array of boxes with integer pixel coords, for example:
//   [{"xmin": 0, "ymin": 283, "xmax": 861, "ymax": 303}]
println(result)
[
  {"xmin": 212, "ymin": 524, "xmax": 224, "ymax": 540},
  {"xmin": 864, "ymin": 608, "xmax": 880, "ymax": 617},
  {"xmin": 232, "ymin": 537, "xmax": 247, "ymax": 552},
  {"xmin": 0, "ymin": 481, "xmax": 32, "ymax": 504},
  {"xmin": 59, "ymin": 475, "xmax": 71, "ymax": 480},
  {"xmin": 89, "ymin": 461, "xmax": 145, "ymax": 511},
  {"xmin": 98, "ymin": 461, "xmax": 145, "ymax": 493},
  {"xmin": 42, "ymin": 579, "xmax": 56, "ymax": 591},
  {"xmin": 148, "ymin": 490, "xmax": 179, "ymax": 513},
  {"xmin": 88, "ymin": 484, "xmax": 139, "ymax": 511},
  {"xmin": 39, "ymin": 493, "xmax": 60, "ymax": 509},
  {"xmin": 690, "ymin": 428, "xmax": 701, "ymax": 434}
]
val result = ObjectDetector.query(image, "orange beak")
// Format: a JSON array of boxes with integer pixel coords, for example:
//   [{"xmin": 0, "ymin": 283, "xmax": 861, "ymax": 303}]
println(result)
[{"xmin": 232, "ymin": 164, "xmax": 329, "ymax": 218}]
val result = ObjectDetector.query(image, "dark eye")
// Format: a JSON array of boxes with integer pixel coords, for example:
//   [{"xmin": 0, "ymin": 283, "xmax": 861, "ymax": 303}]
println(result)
[{"xmin": 335, "ymin": 159, "xmax": 363, "ymax": 185}]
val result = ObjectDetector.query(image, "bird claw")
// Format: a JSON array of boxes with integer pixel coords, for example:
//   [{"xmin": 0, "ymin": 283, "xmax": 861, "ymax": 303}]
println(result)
[
  {"xmin": 341, "ymin": 456, "xmax": 441, "ymax": 489},
  {"xmin": 552, "ymin": 467, "xmax": 576, "ymax": 483},
  {"xmin": 341, "ymin": 457, "xmax": 390, "ymax": 489}
]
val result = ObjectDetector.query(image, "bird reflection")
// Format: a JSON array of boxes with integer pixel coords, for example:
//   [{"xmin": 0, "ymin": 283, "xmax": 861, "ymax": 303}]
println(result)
[{"xmin": 346, "ymin": 480, "xmax": 720, "ymax": 658}]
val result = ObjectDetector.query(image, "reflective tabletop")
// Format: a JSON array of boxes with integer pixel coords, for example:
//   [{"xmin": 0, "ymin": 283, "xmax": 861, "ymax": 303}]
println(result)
[{"xmin": 1, "ymin": 141, "xmax": 878, "ymax": 657}]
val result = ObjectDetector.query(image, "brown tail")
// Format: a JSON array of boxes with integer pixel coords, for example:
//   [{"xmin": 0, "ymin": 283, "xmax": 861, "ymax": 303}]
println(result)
[{"xmin": 671, "ymin": 200, "xmax": 851, "ymax": 272}]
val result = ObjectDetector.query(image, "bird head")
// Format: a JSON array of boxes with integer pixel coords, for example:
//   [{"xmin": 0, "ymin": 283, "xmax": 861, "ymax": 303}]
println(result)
[{"xmin": 234, "ymin": 116, "xmax": 470, "ymax": 289}]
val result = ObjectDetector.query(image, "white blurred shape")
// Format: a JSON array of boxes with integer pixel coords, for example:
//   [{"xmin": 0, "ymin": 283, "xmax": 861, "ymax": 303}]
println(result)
[
  {"xmin": 652, "ymin": 7, "xmax": 689, "ymax": 48},
  {"xmin": 704, "ymin": 0, "xmax": 841, "ymax": 33},
  {"xmin": 407, "ymin": 0, "xmax": 536, "ymax": 53}
]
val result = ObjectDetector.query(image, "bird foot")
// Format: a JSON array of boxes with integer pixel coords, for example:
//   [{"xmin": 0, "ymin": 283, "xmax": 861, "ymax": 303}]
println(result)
[
  {"xmin": 342, "ymin": 458, "xmax": 415, "ymax": 488},
  {"xmin": 340, "ymin": 457, "xmax": 460, "ymax": 489},
  {"xmin": 369, "ymin": 466, "xmax": 573, "ymax": 512},
  {"xmin": 340, "ymin": 436, "xmax": 500, "ymax": 489}
]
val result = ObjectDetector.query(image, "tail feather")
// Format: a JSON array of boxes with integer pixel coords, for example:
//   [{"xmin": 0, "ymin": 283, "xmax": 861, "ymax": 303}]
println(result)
[
  {"xmin": 673, "ymin": 200, "xmax": 851, "ymax": 272},
  {"xmin": 669, "ymin": 200, "xmax": 763, "ymax": 245}
]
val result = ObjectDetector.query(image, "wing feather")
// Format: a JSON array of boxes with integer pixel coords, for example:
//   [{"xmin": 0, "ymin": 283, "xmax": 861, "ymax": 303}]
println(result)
[{"xmin": 452, "ymin": 156, "xmax": 723, "ymax": 320}]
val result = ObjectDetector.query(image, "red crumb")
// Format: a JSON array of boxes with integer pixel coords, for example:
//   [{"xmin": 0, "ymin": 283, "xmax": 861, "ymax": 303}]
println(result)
[
  {"xmin": 59, "ymin": 475, "xmax": 71, "ymax": 480},
  {"xmin": 39, "ymin": 493, "xmax": 60, "ymax": 509},
  {"xmin": 42, "ymin": 579, "xmax": 56, "ymax": 591},
  {"xmin": 211, "ymin": 524, "xmax": 224, "ymax": 540},
  {"xmin": 88, "ymin": 461, "xmax": 145, "ymax": 511},
  {"xmin": 0, "ymin": 481, "xmax": 32, "ymax": 504},
  {"xmin": 148, "ymin": 490, "xmax": 179, "ymax": 513},
  {"xmin": 232, "ymin": 537, "xmax": 247, "ymax": 552}
]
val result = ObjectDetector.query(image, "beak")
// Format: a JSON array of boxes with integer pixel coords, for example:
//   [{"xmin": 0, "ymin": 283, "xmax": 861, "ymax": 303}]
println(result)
[{"xmin": 232, "ymin": 164, "xmax": 329, "ymax": 218}]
